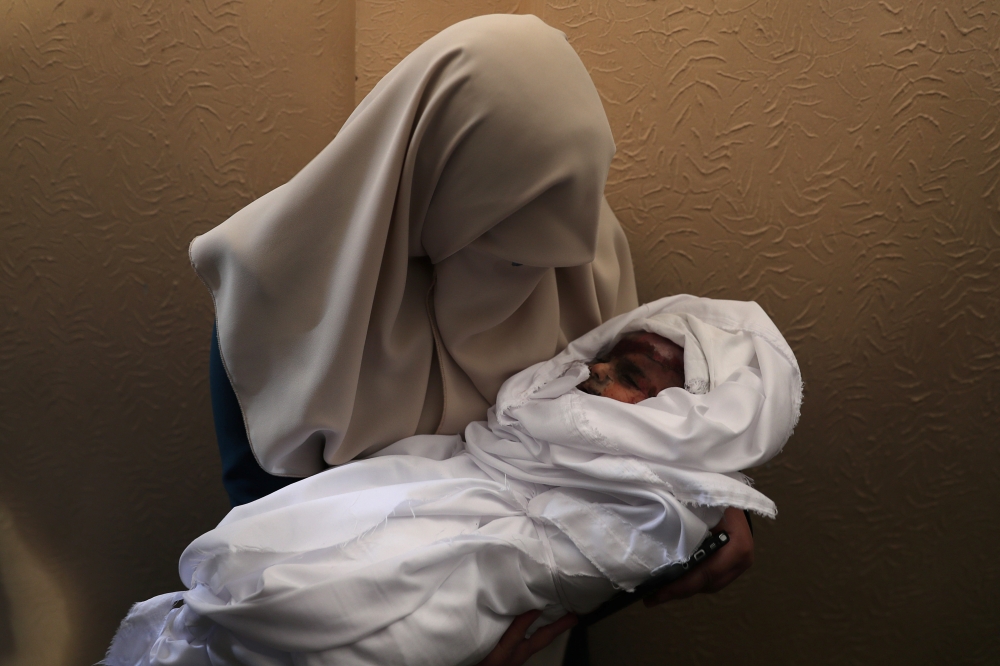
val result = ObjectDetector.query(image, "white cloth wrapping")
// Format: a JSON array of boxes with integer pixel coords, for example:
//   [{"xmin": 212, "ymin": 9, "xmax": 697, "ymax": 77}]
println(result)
[{"xmin": 105, "ymin": 295, "xmax": 801, "ymax": 666}]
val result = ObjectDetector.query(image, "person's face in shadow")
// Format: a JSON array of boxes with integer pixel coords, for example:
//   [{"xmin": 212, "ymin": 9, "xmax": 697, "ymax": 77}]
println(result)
[{"xmin": 577, "ymin": 331, "xmax": 685, "ymax": 404}]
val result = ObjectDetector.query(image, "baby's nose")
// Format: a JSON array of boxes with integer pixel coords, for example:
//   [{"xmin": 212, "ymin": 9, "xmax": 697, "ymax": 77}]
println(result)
[
  {"xmin": 578, "ymin": 361, "xmax": 614, "ymax": 396},
  {"xmin": 590, "ymin": 362, "xmax": 613, "ymax": 383}
]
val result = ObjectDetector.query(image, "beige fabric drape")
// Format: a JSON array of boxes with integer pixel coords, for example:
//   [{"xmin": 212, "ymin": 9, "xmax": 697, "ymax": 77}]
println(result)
[{"xmin": 190, "ymin": 14, "xmax": 637, "ymax": 476}]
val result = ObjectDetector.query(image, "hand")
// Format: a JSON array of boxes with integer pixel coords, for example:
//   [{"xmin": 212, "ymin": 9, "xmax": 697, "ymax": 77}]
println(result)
[
  {"xmin": 474, "ymin": 610, "xmax": 578, "ymax": 666},
  {"xmin": 644, "ymin": 506, "xmax": 754, "ymax": 606}
]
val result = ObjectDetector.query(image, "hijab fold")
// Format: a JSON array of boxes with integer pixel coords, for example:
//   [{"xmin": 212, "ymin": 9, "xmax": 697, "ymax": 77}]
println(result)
[{"xmin": 191, "ymin": 14, "xmax": 637, "ymax": 475}]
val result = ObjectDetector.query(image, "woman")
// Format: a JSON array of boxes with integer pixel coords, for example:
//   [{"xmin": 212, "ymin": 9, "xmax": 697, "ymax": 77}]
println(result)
[{"xmin": 195, "ymin": 14, "xmax": 753, "ymax": 665}]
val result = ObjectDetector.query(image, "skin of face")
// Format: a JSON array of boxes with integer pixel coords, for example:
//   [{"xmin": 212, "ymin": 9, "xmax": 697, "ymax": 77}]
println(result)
[{"xmin": 577, "ymin": 331, "xmax": 685, "ymax": 404}]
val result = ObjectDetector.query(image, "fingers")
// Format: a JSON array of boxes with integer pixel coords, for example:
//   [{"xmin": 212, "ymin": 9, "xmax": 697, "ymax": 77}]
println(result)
[
  {"xmin": 481, "ymin": 610, "xmax": 541, "ymax": 665},
  {"xmin": 507, "ymin": 610, "xmax": 544, "ymax": 642},
  {"xmin": 520, "ymin": 613, "xmax": 578, "ymax": 658},
  {"xmin": 475, "ymin": 610, "xmax": 578, "ymax": 666},
  {"xmin": 644, "ymin": 507, "xmax": 755, "ymax": 607}
]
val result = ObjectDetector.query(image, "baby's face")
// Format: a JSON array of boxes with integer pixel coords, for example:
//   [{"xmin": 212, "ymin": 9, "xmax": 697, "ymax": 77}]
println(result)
[{"xmin": 577, "ymin": 331, "xmax": 685, "ymax": 404}]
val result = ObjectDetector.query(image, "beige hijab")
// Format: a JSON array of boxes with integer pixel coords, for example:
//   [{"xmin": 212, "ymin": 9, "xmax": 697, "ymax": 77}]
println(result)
[{"xmin": 190, "ymin": 14, "xmax": 637, "ymax": 476}]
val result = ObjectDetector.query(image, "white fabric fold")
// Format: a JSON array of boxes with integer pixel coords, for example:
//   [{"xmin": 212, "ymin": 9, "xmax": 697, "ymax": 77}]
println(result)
[{"xmin": 105, "ymin": 295, "xmax": 801, "ymax": 666}]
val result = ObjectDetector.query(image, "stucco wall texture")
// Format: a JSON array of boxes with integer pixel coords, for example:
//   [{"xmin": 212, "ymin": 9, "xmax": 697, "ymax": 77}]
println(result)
[{"xmin": 1, "ymin": 1, "xmax": 997, "ymax": 664}]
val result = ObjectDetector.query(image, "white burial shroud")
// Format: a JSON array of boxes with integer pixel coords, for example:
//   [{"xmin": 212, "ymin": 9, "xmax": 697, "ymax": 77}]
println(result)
[{"xmin": 106, "ymin": 295, "xmax": 802, "ymax": 666}]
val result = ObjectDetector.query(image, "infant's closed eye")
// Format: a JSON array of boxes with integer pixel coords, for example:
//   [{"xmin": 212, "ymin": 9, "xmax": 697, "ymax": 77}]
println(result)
[{"xmin": 616, "ymin": 359, "xmax": 643, "ymax": 388}]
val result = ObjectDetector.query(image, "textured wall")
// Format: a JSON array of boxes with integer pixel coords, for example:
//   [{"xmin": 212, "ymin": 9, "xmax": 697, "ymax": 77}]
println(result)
[
  {"xmin": 2, "ymin": 1, "xmax": 998, "ymax": 664},
  {"xmin": 0, "ymin": 0, "xmax": 354, "ymax": 663}
]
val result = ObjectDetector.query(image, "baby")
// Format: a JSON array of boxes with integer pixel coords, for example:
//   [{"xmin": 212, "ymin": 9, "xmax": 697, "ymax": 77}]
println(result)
[
  {"xmin": 105, "ymin": 296, "xmax": 799, "ymax": 666},
  {"xmin": 577, "ymin": 331, "xmax": 685, "ymax": 403}
]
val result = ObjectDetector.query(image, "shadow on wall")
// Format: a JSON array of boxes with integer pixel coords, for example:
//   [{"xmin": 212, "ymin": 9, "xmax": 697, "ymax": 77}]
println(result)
[{"xmin": 0, "ymin": 505, "xmax": 73, "ymax": 666}]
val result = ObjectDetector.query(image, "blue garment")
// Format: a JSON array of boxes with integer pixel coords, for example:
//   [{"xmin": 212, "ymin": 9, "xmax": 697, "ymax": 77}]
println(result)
[{"xmin": 210, "ymin": 324, "xmax": 301, "ymax": 507}]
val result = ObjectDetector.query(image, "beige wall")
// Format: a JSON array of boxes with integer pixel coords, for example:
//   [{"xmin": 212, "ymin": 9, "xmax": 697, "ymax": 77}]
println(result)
[
  {"xmin": 2, "ymin": 1, "xmax": 998, "ymax": 664},
  {"xmin": 0, "ymin": 0, "xmax": 355, "ymax": 663}
]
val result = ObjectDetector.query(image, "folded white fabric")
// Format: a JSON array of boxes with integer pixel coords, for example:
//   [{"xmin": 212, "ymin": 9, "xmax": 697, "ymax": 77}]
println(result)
[{"xmin": 106, "ymin": 295, "xmax": 801, "ymax": 666}]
